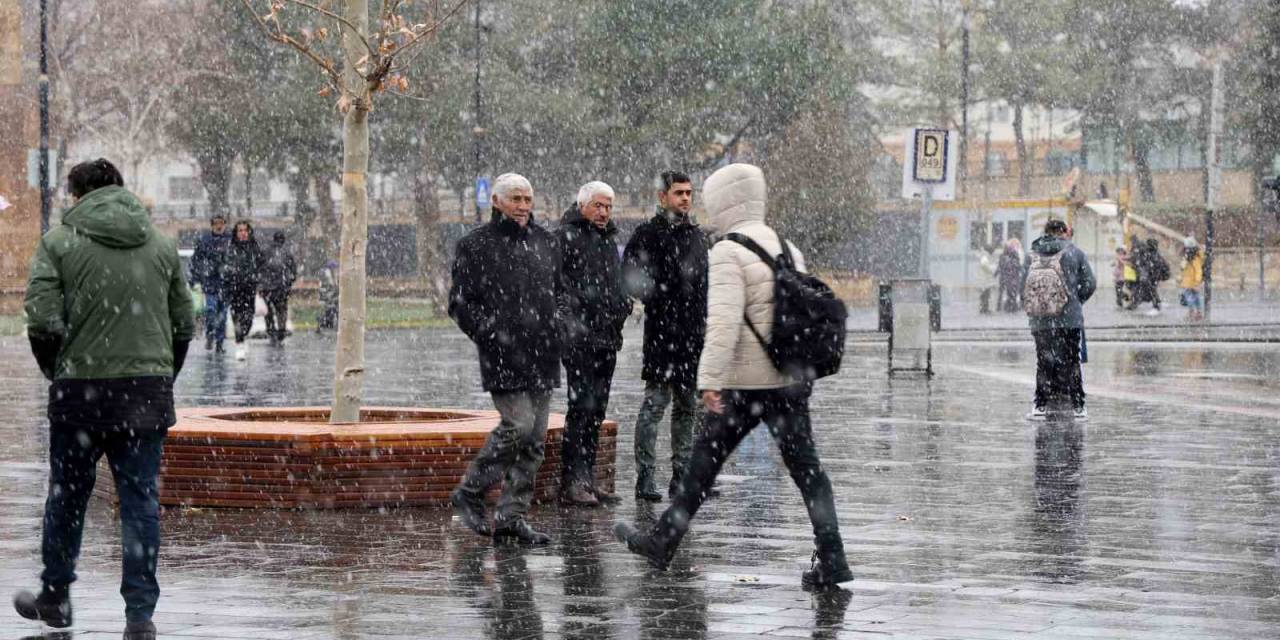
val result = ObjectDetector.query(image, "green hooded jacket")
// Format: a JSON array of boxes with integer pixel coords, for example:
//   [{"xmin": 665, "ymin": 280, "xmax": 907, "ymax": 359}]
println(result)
[{"xmin": 24, "ymin": 185, "xmax": 195, "ymax": 380}]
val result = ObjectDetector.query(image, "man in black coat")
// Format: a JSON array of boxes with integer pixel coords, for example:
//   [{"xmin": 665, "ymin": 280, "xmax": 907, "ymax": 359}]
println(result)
[
  {"xmin": 622, "ymin": 171, "xmax": 710, "ymax": 500},
  {"xmin": 556, "ymin": 181, "xmax": 632, "ymax": 507},
  {"xmin": 448, "ymin": 173, "xmax": 561, "ymax": 545},
  {"xmin": 190, "ymin": 214, "xmax": 230, "ymax": 352}
]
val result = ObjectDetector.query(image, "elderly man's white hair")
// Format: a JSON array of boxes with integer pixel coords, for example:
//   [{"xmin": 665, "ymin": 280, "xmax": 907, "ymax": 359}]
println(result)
[
  {"xmin": 492, "ymin": 173, "xmax": 533, "ymax": 199},
  {"xmin": 576, "ymin": 181, "xmax": 615, "ymax": 208}
]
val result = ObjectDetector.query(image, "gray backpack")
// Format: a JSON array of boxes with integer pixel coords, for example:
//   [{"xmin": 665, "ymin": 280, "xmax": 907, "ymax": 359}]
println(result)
[{"xmin": 1023, "ymin": 252, "xmax": 1069, "ymax": 317}]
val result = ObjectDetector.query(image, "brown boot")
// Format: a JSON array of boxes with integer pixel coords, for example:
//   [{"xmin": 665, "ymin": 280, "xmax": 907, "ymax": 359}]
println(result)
[
  {"xmin": 559, "ymin": 481, "xmax": 600, "ymax": 507},
  {"xmin": 588, "ymin": 482, "xmax": 622, "ymax": 505}
]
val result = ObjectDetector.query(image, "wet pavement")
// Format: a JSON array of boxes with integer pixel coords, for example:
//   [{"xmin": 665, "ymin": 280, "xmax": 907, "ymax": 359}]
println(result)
[
  {"xmin": 849, "ymin": 298, "xmax": 1280, "ymax": 334},
  {"xmin": 2, "ymin": 324, "xmax": 1279, "ymax": 639}
]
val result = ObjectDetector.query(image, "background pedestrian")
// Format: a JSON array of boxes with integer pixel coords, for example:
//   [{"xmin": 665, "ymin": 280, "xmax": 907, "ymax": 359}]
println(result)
[
  {"xmin": 621, "ymin": 170, "xmax": 710, "ymax": 501},
  {"xmin": 556, "ymin": 181, "xmax": 631, "ymax": 507},
  {"xmin": 259, "ymin": 230, "xmax": 298, "ymax": 344},
  {"xmin": 222, "ymin": 220, "xmax": 261, "ymax": 360}
]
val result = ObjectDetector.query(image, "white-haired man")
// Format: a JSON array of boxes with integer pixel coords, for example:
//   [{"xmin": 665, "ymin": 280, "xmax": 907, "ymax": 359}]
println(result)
[
  {"xmin": 556, "ymin": 181, "xmax": 632, "ymax": 506},
  {"xmin": 448, "ymin": 173, "xmax": 562, "ymax": 545}
]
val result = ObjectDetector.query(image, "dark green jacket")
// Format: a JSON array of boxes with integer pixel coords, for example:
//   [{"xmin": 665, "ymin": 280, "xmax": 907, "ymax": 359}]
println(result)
[{"xmin": 24, "ymin": 185, "xmax": 195, "ymax": 379}]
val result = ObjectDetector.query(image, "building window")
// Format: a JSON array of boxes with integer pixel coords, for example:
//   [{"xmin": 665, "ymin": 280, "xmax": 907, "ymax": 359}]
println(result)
[
  {"xmin": 970, "ymin": 222, "xmax": 988, "ymax": 250},
  {"xmin": 985, "ymin": 152, "xmax": 1008, "ymax": 177}
]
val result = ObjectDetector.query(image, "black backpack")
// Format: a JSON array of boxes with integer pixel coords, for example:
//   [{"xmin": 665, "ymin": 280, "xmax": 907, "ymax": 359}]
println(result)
[
  {"xmin": 1152, "ymin": 253, "xmax": 1171, "ymax": 282},
  {"xmin": 725, "ymin": 232, "xmax": 848, "ymax": 381}
]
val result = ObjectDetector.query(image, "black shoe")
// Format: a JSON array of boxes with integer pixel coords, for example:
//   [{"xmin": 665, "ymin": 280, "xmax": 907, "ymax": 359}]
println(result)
[
  {"xmin": 492, "ymin": 519, "xmax": 551, "ymax": 545},
  {"xmin": 801, "ymin": 551, "xmax": 854, "ymax": 590},
  {"xmin": 635, "ymin": 472, "xmax": 662, "ymax": 502},
  {"xmin": 123, "ymin": 619, "xmax": 156, "ymax": 640},
  {"xmin": 635, "ymin": 487, "xmax": 663, "ymax": 502},
  {"xmin": 612, "ymin": 522, "xmax": 672, "ymax": 570},
  {"xmin": 13, "ymin": 588, "xmax": 72, "ymax": 628},
  {"xmin": 450, "ymin": 488, "xmax": 491, "ymax": 537}
]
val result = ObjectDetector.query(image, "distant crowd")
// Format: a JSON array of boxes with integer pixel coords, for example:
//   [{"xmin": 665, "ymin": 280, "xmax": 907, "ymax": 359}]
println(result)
[{"xmin": 976, "ymin": 230, "xmax": 1206, "ymax": 323}]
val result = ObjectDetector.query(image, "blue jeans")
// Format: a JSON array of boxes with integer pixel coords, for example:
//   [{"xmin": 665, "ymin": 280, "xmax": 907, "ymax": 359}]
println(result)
[
  {"xmin": 41, "ymin": 426, "xmax": 165, "ymax": 623},
  {"xmin": 1181, "ymin": 288, "xmax": 1202, "ymax": 311},
  {"xmin": 203, "ymin": 288, "xmax": 227, "ymax": 342}
]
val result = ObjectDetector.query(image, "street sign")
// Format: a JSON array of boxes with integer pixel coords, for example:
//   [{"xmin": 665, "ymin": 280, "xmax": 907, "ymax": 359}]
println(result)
[
  {"xmin": 26, "ymin": 149, "xmax": 58, "ymax": 190},
  {"xmin": 901, "ymin": 128, "xmax": 957, "ymax": 202},
  {"xmin": 475, "ymin": 176, "xmax": 491, "ymax": 210},
  {"xmin": 913, "ymin": 129, "xmax": 947, "ymax": 183}
]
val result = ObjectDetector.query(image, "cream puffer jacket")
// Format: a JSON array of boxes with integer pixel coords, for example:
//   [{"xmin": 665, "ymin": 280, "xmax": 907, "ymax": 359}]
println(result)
[{"xmin": 696, "ymin": 163, "xmax": 806, "ymax": 391}]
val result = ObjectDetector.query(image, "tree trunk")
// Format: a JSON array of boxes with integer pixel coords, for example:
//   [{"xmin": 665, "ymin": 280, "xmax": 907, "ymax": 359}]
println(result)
[
  {"xmin": 331, "ymin": 0, "xmax": 371, "ymax": 424},
  {"xmin": 1014, "ymin": 102, "xmax": 1030, "ymax": 196},
  {"xmin": 414, "ymin": 136, "xmax": 449, "ymax": 311},
  {"xmin": 244, "ymin": 167, "xmax": 253, "ymax": 214},
  {"xmin": 314, "ymin": 173, "xmax": 340, "ymax": 260},
  {"xmin": 1133, "ymin": 134, "xmax": 1156, "ymax": 202},
  {"xmin": 287, "ymin": 172, "xmax": 314, "ymax": 274},
  {"xmin": 198, "ymin": 150, "xmax": 234, "ymax": 216}
]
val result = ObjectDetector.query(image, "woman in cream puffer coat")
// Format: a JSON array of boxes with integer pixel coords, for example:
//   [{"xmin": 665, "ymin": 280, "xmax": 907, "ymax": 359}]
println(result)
[
  {"xmin": 697, "ymin": 163, "xmax": 805, "ymax": 392},
  {"xmin": 615, "ymin": 163, "xmax": 852, "ymax": 589}
]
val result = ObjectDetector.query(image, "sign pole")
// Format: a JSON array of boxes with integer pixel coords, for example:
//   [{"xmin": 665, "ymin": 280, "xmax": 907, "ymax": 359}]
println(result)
[{"xmin": 919, "ymin": 186, "xmax": 932, "ymax": 279}]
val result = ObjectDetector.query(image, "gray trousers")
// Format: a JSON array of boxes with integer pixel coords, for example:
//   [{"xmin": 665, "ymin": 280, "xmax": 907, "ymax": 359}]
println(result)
[
  {"xmin": 633, "ymin": 381, "xmax": 698, "ymax": 482},
  {"xmin": 458, "ymin": 390, "xmax": 552, "ymax": 524}
]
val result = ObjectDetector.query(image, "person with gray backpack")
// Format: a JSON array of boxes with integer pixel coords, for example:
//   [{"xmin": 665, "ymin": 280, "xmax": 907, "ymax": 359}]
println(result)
[{"xmin": 1023, "ymin": 218, "xmax": 1096, "ymax": 421}]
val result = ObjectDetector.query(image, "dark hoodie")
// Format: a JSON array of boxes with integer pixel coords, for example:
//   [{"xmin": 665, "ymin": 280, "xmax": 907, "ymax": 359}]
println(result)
[
  {"xmin": 1026, "ymin": 234, "xmax": 1096, "ymax": 330},
  {"xmin": 621, "ymin": 207, "xmax": 710, "ymax": 386},
  {"xmin": 259, "ymin": 231, "xmax": 298, "ymax": 292},
  {"xmin": 24, "ymin": 185, "xmax": 195, "ymax": 380},
  {"xmin": 222, "ymin": 221, "xmax": 263, "ymax": 290},
  {"xmin": 556, "ymin": 203, "xmax": 632, "ymax": 351}
]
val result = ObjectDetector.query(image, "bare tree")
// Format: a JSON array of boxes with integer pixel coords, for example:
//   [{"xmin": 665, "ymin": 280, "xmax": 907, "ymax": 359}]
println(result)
[{"xmin": 238, "ymin": 0, "xmax": 471, "ymax": 423}]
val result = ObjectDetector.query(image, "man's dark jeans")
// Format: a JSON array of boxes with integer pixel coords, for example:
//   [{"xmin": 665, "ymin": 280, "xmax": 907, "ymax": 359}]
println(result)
[
  {"xmin": 1033, "ymin": 327, "xmax": 1085, "ymax": 410},
  {"xmin": 42, "ymin": 426, "xmax": 164, "ymax": 623},
  {"xmin": 652, "ymin": 384, "xmax": 845, "ymax": 560},
  {"xmin": 561, "ymin": 348, "xmax": 617, "ymax": 486},
  {"xmin": 203, "ymin": 288, "xmax": 227, "ymax": 342},
  {"xmin": 262, "ymin": 288, "xmax": 290, "ymax": 342}
]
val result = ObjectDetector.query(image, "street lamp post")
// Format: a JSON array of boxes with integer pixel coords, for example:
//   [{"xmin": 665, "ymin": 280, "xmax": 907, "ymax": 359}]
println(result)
[
  {"xmin": 38, "ymin": 0, "xmax": 51, "ymax": 233},
  {"xmin": 471, "ymin": 0, "xmax": 484, "ymax": 222}
]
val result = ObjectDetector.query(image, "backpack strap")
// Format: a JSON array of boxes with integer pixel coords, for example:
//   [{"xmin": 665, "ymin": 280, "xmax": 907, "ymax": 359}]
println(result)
[
  {"xmin": 723, "ymin": 232, "xmax": 790, "ymax": 351},
  {"xmin": 725, "ymin": 233, "xmax": 778, "ymax": 270}
]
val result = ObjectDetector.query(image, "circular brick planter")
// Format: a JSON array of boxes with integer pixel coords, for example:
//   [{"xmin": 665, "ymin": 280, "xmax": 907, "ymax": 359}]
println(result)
[{"xmin": 102, "ymin": 407, "xmax": 617, "ymax": 509}]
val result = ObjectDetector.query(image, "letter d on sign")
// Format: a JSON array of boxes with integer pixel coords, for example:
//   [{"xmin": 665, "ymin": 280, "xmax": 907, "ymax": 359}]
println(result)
[{"xmin": 912, "ymin": 129, "xmax": 948, "ymax": 184}]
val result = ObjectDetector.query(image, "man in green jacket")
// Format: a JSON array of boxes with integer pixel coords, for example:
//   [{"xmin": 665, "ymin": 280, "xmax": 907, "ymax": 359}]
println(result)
[{"xmin": 13, "ymin": 159, "xmax": 194, "ymax": 640}]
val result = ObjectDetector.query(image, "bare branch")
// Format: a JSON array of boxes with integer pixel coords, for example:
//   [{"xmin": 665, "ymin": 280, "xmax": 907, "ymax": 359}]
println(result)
[
  {"xmin": 386, "ymin": 0, "xmax": 471, "ymax": 61},
  {"xmin": 280, "ymin": 0, "xmax": 379, "ymax": 60},
  {"xmin": 237, "ymin": 0, "xmax": 343, "ymax": 90}
]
